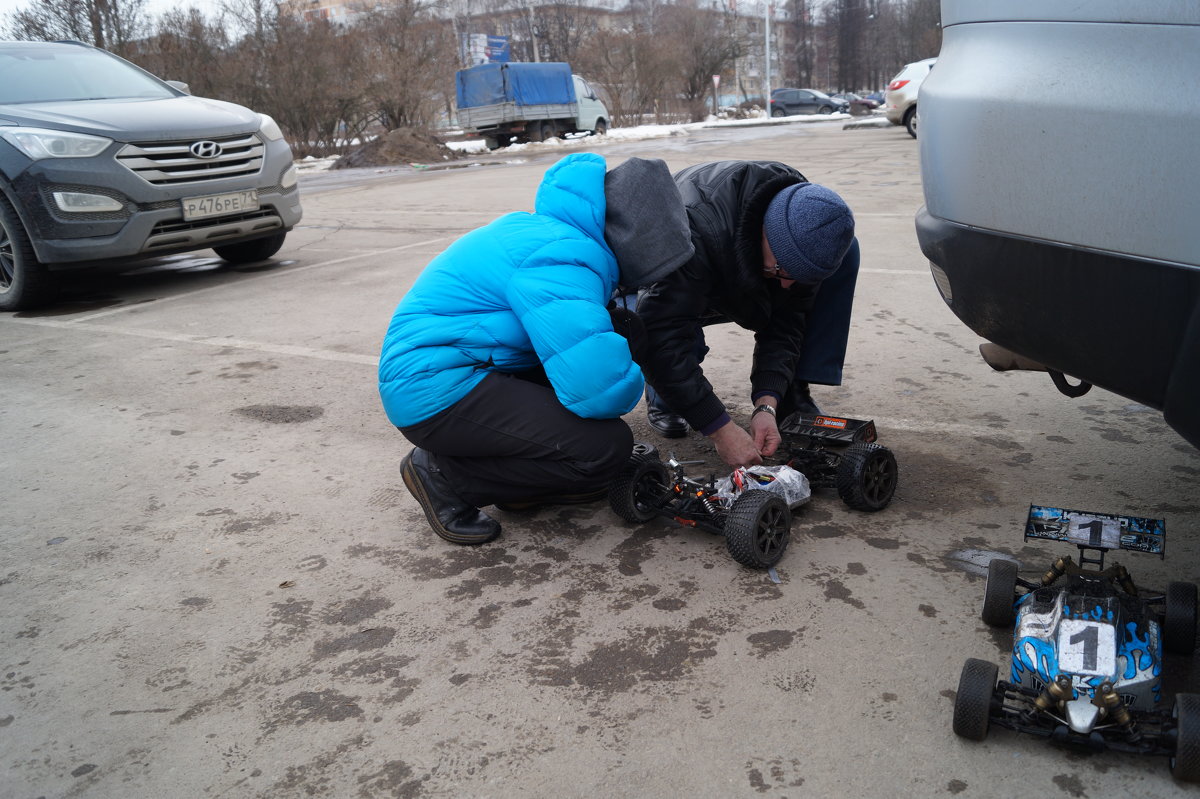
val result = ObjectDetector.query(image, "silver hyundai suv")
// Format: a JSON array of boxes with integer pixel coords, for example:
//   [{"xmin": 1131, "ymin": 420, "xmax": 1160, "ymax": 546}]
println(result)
[
  {"xmin": 915, "ymin": 2, "xmax": 1200, "ymax": 448},
  {"xmin": 0, "ymin": 40, "xmax": 303, "ymax": 311}
]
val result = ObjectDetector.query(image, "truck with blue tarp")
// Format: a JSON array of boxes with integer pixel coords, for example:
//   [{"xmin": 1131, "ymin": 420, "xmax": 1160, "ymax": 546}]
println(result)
[{"xmin": 455, "ymin": 61, "xmax": 609, "ymax": 150}]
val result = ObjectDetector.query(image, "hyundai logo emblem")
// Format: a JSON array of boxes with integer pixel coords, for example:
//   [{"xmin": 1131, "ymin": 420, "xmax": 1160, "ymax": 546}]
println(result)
[{"xmin": 190, "ymin": 140, "xmax": 222, "ymax": 159}]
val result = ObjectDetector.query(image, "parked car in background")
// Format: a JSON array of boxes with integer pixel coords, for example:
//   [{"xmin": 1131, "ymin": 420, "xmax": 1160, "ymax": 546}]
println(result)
[
  {"xmin": 884, "ymin": 57, "xmax": 936, "ymax": 137},
  {"xmin": 0, "ymin": 40, "xmax": 303, "ymax": 311},
  {"xmin": 915, "ymin": 2, "xmax": 1200, "ymax": 448},
  {"xmin": 831, "ymin": 92, "xmax": 879, "ymax": 116},
  {"xmin": 770, "ymin": 88, "xmax": 848, "ymax": 117}
]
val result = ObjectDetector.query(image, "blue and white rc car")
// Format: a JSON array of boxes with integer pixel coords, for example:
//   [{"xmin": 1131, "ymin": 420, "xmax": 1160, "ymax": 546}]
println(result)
[{"xmin": 953, "ymin": 505, "xmax": 1200, "ymax": 781}]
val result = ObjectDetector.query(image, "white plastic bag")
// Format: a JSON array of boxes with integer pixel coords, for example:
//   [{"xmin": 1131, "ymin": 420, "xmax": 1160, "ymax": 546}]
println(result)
[{"xmin": 714, "ymin": 464, "xmax": 811, "ymax": 509}]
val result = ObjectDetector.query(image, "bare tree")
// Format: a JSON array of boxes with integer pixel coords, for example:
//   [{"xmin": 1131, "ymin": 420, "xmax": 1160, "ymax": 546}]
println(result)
[
  {"xmin": 360, "ymin": 0, "xmax": 458, "ymax": 130},
  {"xmin": 659, "ymin": 0, "xmax": 743, "ymax": 121},
  {"xmin": 2, "ymin": 0, "xmax": 149, "ymax": 53},
  {"xmin": 132, "ymin": 7, "xmax": 232, "ymax": 99}
]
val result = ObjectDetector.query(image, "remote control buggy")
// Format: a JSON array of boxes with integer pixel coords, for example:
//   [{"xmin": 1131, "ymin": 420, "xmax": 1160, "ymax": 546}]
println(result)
[
  {"xmin": 953, "ymin": 505, "xmax": 1200, "ymax": 781},
  {"xmin": 778, "ymin": 412, "xmax": 898, "ymax": 512},
  {"xmin": 608, "ymin": 443, "xmax": 794, "ymax": 570}
]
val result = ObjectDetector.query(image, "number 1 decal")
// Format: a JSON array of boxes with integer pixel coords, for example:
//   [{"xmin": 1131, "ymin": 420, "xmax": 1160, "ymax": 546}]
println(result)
[{"xmin": 1058, "ymin": 619, "xmax": 1116, "ymax": 676}]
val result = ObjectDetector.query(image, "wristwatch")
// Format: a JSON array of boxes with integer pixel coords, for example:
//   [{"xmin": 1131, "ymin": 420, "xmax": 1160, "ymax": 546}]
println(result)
[{"xmin": 751, "ymin": 404, "xmax": 777, "ymax": 419}]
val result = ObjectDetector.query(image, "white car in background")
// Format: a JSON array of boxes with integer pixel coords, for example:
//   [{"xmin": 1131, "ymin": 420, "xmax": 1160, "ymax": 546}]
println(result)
[
  {"xmin": 915, "ymin": 1, "xmax": 1200, "ymax": 448},
  {"xmin": 884, "ymin": 57, "xmax": 935, "ymax": 138}
]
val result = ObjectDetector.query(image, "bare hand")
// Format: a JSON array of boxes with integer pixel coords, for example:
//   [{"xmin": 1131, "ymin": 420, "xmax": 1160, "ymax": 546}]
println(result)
[
  {"xmin": 709, "ymin": 421, "xmax": 763, "ymax": 468},
  {"xmin": 750, "ymin": 411, "xmax": 782, "ymax": 458}
]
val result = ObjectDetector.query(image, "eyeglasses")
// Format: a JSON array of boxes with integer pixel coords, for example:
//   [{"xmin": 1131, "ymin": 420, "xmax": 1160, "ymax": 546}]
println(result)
[{"xmin": 762, "ymin": 263, "xmax": 785, "ymax": 280}]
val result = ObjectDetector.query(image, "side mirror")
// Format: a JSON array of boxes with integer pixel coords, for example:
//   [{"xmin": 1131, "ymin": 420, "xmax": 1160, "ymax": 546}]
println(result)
[{"xmin": 166, "ymin": 80, "xmax": 191, "ymax": 95}]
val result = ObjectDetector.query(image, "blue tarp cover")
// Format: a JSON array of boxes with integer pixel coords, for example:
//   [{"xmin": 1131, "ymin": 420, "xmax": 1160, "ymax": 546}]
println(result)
[{"xmin": 456, "ymin": 62, "xmax": 575, "ymax": 108}]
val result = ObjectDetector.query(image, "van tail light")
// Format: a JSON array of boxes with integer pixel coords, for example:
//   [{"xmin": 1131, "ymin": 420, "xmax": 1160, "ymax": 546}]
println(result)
[{"xmin": 888, "ymin": 79, "xmax": 910, "ymax": 91}]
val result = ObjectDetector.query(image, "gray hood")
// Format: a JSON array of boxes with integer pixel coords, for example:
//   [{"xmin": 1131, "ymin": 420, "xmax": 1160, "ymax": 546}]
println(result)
[{"xmin": 604, "ymin": 157, "xmax": 694, "ymax": 289}]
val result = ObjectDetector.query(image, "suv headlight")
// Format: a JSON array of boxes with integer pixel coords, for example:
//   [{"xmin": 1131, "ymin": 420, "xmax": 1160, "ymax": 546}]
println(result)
[
  {"xmin": 0, "ymin": 127, "xmax": 112, "ymax": 160},
  {"xmin": 258, "ymin": 114, "xmax": 284, "ymax": 142}
]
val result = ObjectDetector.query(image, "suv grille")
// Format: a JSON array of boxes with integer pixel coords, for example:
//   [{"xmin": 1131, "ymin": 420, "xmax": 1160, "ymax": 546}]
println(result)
[{"xmin": 116, "ymin": 134, "xmax": 264, "ymax": 186}]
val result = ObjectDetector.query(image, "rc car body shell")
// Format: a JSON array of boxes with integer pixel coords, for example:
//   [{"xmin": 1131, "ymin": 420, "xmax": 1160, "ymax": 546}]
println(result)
[{"xmin": 1012, "ymin": 583, "xmax": 1162, "ymax": 734}]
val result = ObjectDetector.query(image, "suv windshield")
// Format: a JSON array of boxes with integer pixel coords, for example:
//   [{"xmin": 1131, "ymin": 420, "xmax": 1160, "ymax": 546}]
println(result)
[{"xmin": 0, "ymin": 44, "xmax": 173, "ymax": 104}]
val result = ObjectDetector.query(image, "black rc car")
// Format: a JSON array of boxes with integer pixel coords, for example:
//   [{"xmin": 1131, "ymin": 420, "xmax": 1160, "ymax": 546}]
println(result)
[
  {"xmin": 608, "ymin": 443, "xmax": 793, "ymax": 570},
  {"xmin": 777, "ymin": 412, "xmax": 898, "ymax": 512},
  {"xmin": 953, "ymin": 505, "xmax": 1200, "ymax": 782}
]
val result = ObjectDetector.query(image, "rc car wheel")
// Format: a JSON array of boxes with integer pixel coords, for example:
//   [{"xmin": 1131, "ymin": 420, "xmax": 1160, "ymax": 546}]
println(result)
[
  {"xmin": 981, "ymin": 559, "xmax": 1019, "ymax": 628},
  {"xmin": 1164, "ymin": 582, "xmax": 1198, "ymax": 655},
  {"xmin": 724, "ymin": 490, "xmax": 790, "ymax": 569},
  {"xmin": 952, "ymin": 658, "xmax": 997, "ymax": 741},
  {"xmin": 0, "ymin": 195, "xmax": 56, "ymax": 312},
  {"xmin": 1171, "ymin": 694, "xmax": 1200, "ymax": 782},
  {"xmin": 609, "ymin": 452, "xmax": 668, "ymax": 524},
  {"xmin": 213, "ymin": 232, "xmax": 286, "ymax": 264},
  {"xmin": 835, "ymin": 442, "xmax": 898, "ymax": 512}
]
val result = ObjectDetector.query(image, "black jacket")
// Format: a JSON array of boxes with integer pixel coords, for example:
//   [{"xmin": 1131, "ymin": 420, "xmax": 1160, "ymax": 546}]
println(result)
[{"xmin": 636, "ymin": 161, "xmax": 817, "ymax": 432}]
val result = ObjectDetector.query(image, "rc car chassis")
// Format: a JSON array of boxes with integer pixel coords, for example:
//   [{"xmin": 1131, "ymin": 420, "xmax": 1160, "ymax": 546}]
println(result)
[
  {"xmin": 953, "ymin": 505, "xmax": 1200, "ymax": 781},
  {"xmin": 778, "ymin": 412, "xmax": 898, "ymax": 512},
  {"xmin": 608, "ymin": 445, "xmax": 791, "ymax": 570}
]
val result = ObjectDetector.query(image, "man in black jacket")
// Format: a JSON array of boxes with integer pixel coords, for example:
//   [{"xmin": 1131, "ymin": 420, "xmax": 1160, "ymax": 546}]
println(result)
[{"xmin": 624, "ymin": 160, "xmax": 859, "ymax": 468}]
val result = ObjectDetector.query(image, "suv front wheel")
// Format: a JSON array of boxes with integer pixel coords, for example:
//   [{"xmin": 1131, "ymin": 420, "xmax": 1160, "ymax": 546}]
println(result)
[
  {"xmin": 213, "ymin": 232, "xmax": 287, "ymax": 264},
  {"xmin": 0, "ymin": 196, "xmax": 55, "ymax": 312}
]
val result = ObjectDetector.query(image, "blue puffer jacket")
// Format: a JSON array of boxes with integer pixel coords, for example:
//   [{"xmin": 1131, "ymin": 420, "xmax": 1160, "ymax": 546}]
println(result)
[{"xmin": 379, "ymin": 153, "xmax": 644, "ymax": 428}]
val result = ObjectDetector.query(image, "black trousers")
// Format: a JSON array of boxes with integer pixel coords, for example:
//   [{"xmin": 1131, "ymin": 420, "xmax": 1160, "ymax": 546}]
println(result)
[{"xmin": 398, "ymin": 307, "xmax": 644, "ymax": 508}]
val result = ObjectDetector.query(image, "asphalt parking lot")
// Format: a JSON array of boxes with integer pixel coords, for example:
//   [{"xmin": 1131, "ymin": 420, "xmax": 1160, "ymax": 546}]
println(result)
[{"xmin": 3, "ymin": 121, "xmax": 1199, "ymax": 798}]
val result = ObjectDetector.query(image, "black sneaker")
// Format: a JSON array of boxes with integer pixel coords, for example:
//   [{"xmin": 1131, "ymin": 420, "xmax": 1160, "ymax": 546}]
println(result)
[
  {"xmin": 401, "ymin": 449, "xmax": 501, "ymax": 545},
  {"xmin": 646, "ymin": 402, "xmax": 688, "ymax": 438}
]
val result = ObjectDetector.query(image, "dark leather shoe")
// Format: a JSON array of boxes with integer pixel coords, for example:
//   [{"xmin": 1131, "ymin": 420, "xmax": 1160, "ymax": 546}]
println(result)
[
  {"xmin": 646, "ymin": 403, "xmax": 688, "ymax": 438},
  {"xmin": 401, "ymin": 449, "xmax": 501, "ymax": 545},
  {"xmin": 495, "ymin": 487, "xmax": 608, "ymax": 513},
  {"xmin": 792, "ymin": 391, "xmax": 822, "ymax": 417}
]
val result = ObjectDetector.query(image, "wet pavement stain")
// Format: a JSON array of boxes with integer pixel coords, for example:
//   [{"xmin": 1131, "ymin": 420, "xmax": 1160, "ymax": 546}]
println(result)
[
  {"xmin": 275, "ymin": 690, "xmax": 364, "ymax": 725},
  {"xmin": 320, "ymin": 595, "xmax": 393, "ymax": 626},
  {"xmin": 233, "ymin": 405, "xmax": 325, "ymax": 424},
  {"xmin": 330, "ymin": 653, "xmax": 416, "ymax": 684},
  {"xmin": 313, "ymin": 627, "xmax": 397, "ymax": 659},
  {"xmin": 566, "ymin": 625, "xmax": 719, "ymax": 691},
  {"xmin": 1052, "ymin": 773, "xmax": 1087, "ymax": 797},
  {"xmin": 356, "ymin": 760, "xmax": 428, "ymax": 799},
  {"xmin": 821, "ymin": 578, "xmax": 865, "ymax": 609},
  {"xmin": 746, "ymin": 629, "xmax": 797, "ymax": 657}
]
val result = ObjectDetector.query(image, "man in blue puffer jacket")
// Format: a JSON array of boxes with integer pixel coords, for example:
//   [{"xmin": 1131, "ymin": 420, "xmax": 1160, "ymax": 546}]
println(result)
[{"xmin": 379, "ymin": 153, "xmax": 693, "ymax": 545}]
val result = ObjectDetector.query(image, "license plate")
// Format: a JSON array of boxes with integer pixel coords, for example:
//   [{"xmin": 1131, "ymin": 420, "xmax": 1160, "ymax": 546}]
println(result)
[{"xmin": 181, "ymin": 190, "xmax": 259, "ymax": 221}]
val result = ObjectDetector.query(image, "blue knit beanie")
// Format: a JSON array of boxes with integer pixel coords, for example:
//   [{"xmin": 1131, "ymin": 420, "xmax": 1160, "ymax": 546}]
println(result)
[{"xmin": 763, "ymin": 183, "xmax": 855, "ymax": 284}]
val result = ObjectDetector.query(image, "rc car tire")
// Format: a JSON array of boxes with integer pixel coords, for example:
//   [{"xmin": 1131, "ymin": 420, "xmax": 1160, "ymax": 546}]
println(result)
[
  {"xmin": 981, "ymin": 559, "xmax": 1019, "ymax": 628},
  {"xmin": 835, "ymin": 442, "xmax": 898, "ymax": 512},
  {"xmin": 0, "ymin": 195, "xmax": 57, "ymax": 312},
  {"xmin": 213, "ymin": 232, "xmax": 286, "ymax": 264},
  {"xmin": 1164, "ymin": 582, "xmax": 1198, "ymax": 655},
  {"xmin": 724, "ymin": 490, "xmax": 790, "ymax": 569},
  {"xmin": 953, "ymin": 658, "xmax": 997, "ymax": 741},
  {"xmin": 1171, "ymin": 694, "xmax": 1200, "ymax": 782},
  {"xmin": 609, "ymin": 452, "xmax": 668, "ymax": 524}
]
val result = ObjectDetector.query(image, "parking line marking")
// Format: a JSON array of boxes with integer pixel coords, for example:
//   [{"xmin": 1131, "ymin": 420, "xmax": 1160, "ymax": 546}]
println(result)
[
  {"xmin": 65, "ymin": 235, "xmax": 450, "ymax": 324},
  {"xmin": 4, "ymin": 317, "xmax": 378, "ymax": 365}
]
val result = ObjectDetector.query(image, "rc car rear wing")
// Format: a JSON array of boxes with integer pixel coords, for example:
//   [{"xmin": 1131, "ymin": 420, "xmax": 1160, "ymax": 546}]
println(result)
[
  {"xmin": 778, "ymin": 413, "xmax": 878, "ymax": 445},
  {"xmin": 1024, "ymin": 504, "xmax": 1165, "ymax": 558}
]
